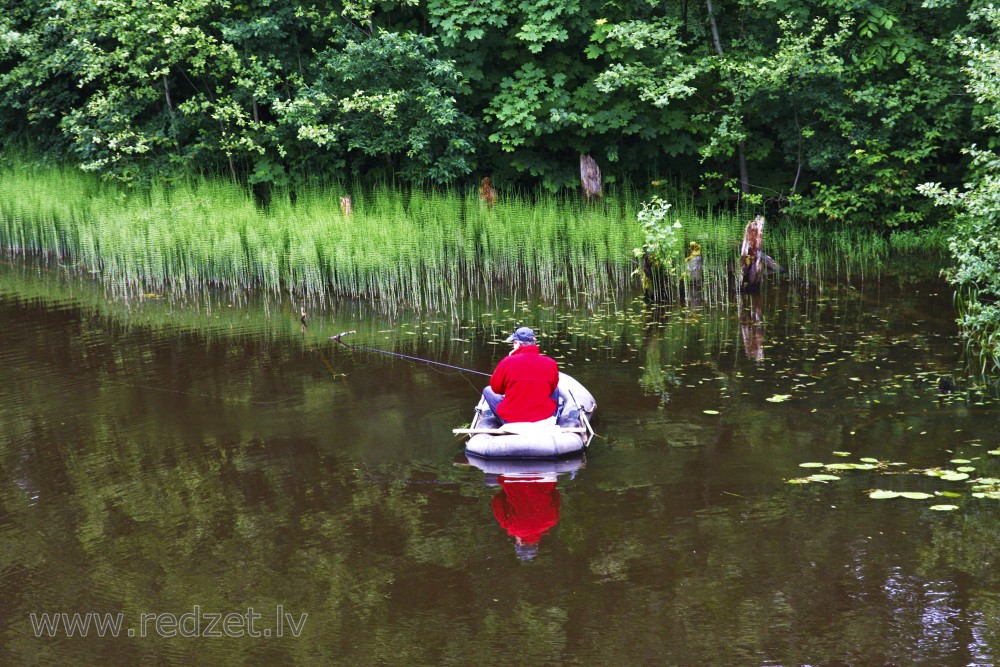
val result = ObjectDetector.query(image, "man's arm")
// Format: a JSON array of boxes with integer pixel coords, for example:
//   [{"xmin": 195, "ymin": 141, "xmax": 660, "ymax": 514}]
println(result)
[{"xmin": 490, "ymin": 357, "xmax": 509, "ymax": 394}]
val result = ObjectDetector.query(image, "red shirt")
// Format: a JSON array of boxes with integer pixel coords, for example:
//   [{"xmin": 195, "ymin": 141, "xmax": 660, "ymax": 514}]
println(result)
[{"xmin": 490, "ymin": 344, "xmax": 559, "ymax": 422}]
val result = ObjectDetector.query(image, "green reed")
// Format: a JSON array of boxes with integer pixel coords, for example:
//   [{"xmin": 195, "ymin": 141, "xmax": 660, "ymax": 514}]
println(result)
[{"xmin": 0, "ymin": 154, "xmax": 913, "ymax": 309}]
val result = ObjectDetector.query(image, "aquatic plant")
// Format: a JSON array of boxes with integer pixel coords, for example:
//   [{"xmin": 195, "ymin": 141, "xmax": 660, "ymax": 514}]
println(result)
[{"xmin": 0, "ymin": 153, "xmax": 904, "ymax": 309}]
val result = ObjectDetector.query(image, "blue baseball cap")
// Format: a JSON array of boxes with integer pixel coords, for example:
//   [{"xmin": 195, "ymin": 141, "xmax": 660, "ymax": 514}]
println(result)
[{"xmin": 505, "ymin": 327, "xmax": 537, "ymax": 343}]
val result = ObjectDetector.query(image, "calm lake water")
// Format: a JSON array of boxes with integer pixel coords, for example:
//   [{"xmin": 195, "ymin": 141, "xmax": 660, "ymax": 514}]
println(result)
[{"xmin": 2, "ymin": 258, "xmax": 999, "ymax": 666}]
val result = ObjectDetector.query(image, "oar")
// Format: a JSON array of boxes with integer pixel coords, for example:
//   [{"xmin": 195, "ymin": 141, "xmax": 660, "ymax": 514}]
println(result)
[{"xmin": 330, "ymin": 330, "xmax": 491, "ymax": 377}]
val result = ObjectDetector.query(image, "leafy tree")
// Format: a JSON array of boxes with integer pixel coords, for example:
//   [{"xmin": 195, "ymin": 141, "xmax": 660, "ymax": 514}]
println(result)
[
  {"xmin": 276, "ymin": 29, "xmax": 476, "ymax": 183},
  {"xmin": 920, "ymin": 4, "xmax": 1000, "ymax": 367}
]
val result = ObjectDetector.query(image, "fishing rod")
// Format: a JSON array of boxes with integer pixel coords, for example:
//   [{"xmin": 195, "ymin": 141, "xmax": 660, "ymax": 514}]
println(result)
[{"xmin": 330, "ymin": 331, "xmax": 491, "ymax": 377}]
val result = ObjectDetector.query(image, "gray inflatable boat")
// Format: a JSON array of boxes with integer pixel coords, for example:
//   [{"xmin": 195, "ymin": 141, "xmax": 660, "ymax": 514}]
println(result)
[{"xmin": 454, "ymin": 373, "xmax": 596, "ymax": 459}]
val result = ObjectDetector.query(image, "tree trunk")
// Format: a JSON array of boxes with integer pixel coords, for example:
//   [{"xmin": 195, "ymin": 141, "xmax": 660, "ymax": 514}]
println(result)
[
  {"xmin": 163, "ymin": 76, "xmax": 175, "ymax": 115},
  {"xmin": 706, "ymin": 0, "xmax": 750, "ymax": 196}
]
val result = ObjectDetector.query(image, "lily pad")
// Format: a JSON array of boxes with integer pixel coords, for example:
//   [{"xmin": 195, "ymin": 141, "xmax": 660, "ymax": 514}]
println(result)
[
  {"xmin": 957, "ymin": 467, "xmax": 976, "ymax": 473},
  {"xmin": 869, "ymin": 490, "xmax": 901, "ymax": 499},
  {"xmin": 703, "ymin": 410, "xmax": 720, "ymax": 415},
  {"xmin": 799, "ymin": 462, "xmax": 826, "ymax": 468},
  {"xmin": 808, "ymin": 474, "xmax": 842, "ymax": 482},
  {"xmin": 899, "ymin": 492, "xmax": 933, "ymax": 500},
  {"xmin": 832, "ymin": 451, "xmax": 852, "ymax": 457},
  {"xmin": 860, "ymin": 457, "xmax": 879, "ymax": 463},
  {"xmin": 928, "ymin": 505, "xmax": 960, "ymax": 511},
  {"xmin": 766, "ymin": 394, "xmax": 792, "ymax": 403},
  {"xmin": 940, "ymin": 472, "xmax": 970, "ymax": 482},
  {"xmin": 951, "ymin": 458, "xmax": 972, "ymax": 464}
]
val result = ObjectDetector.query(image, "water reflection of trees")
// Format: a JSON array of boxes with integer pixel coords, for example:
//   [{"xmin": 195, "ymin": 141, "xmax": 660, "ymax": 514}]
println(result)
[
  {"xmin": 5, "ymin": 409, "xmax": 1000, "ymax": 664},
  {"xmin": 5, "ymin": 266, "xmax": 1000, "ymax": 664}
]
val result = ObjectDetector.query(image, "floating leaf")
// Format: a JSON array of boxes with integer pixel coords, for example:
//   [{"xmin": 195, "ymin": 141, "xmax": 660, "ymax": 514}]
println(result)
[
  {"xmin": 899, "ymin": 492, "xmax": 933, "ymax": 500},
  {"xmin": 860, "ymin": 457, "xmax": 879, "ymax": 463},
  {"xmin": 869, "ymin": 490, "xmax": 900, "ymax": 499},
  {"xmin": 703, "ymin": 410, "xmax": 720, "ymax": 415},
  {"xmin": 987, "ymin": 449, "xmax": 1000, "ymax": 456},
  {"xmin": 951, "ymin": 458, "xmax": 972, "ymax": 464},
  {"xmin": 941, "ymin": 472, "xmax": 970, "ymax": 482},
  {"xmin": 799, "ymin": 462, "xmax": 825, "ymax": 468},
  {"xmin": 936, "ymin": 491, "xmax": 962, "ymax": 498},
  {"xmin": 928, "ymin": 505, "xmax": 959, "ymax": 511},
  {"xmin": 766, "ymin": 394, "xmax": 792, "ymax": 403},
  {"xmin": 809, "ymin": 474, "xmax": 842, "ymax": 482},
  {"xmin": 832, "ymin": 451, "xmax": 851, "ymax": 457},
  {"xmin": 957, "ymin": 466, "xmax": 976, "ymax": 473}
]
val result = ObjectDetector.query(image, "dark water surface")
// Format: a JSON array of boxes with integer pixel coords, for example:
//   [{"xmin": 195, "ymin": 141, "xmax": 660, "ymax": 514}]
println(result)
[{"xmin": 2, "ymin": 261, "xmax": 1000, "ymax": 666}]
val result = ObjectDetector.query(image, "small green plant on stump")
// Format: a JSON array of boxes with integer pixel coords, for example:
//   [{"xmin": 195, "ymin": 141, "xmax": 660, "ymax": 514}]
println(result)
[{"xmin": 633, "ymin": 196, "xmax": 683, "ymax": 301}]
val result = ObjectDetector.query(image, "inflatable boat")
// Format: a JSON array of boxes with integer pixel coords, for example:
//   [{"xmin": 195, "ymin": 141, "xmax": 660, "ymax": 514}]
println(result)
[{"xmin": 454, "ymin": 373, "xmax": 596, "ymax": 459}]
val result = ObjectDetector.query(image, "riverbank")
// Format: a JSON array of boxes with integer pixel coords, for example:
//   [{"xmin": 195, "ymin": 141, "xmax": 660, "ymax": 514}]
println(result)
[{"xmin": 0, "ymin": 156, "xmax": 941, "ymax": 309}]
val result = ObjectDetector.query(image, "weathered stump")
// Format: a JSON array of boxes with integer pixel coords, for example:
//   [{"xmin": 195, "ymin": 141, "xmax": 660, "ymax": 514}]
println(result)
[
  {"xmin": 740, "ymin": 215, "xmax": 765, "ymax": 291},
  {"xmin": 479, "ymin": 177, "xmax": 497, "ymax": 207},
  {"xmin": 684, "ymin": 242, "xmax": 704, "ymax": 306},
  {"xmin": 580, "ymin": 154, "xmax": 602, "ymax": 201},
  {"xmin": 685, "ymin": 242, "xmax": 703, "ymax": 285}
]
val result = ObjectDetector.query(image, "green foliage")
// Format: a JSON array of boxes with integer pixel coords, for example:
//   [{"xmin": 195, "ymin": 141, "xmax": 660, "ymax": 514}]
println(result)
[
  {"xmin": 633, "ymin": 196, "xmax": 683, "ymax": 272},
  {"xmin": 277, "ymin": 30, "xmax": 476, "ymax": 183},
  {"xmin": 919, "ymin": 5, "xmax": 1000, "ymax": 368},
  {"xmin": 0, "ymin": 0, "xmax": 990, "ymax": 228}
]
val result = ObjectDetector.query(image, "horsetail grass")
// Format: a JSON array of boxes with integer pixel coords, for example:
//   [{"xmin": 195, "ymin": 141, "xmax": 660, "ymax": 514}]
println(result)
[{"xmin": 0, "ymin": 154, "xmax": 899, "ymax": 310}]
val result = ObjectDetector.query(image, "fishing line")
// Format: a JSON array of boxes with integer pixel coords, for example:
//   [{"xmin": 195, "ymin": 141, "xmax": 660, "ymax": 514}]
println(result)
[{"xmin": 330, "ymin": 330, "xmax": 491, "ymax": 378}]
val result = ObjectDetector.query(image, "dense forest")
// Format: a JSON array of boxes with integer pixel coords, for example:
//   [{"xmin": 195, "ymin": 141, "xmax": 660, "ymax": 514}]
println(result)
[{"xmin": 1, "ymin": 0, "xmax": 998, "ymax": 361}]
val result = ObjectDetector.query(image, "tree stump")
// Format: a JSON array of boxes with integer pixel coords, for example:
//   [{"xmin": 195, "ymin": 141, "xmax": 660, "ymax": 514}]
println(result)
[
  {"xmin": 684, "ymin": 241, "xmax": 704, "ymax": 306},
  {"xmin": 580, "ymin": 154, "xmax": 602, "ymax": 201},
  {"xmin": 685, "ymin": 242, "xmax": 703, "ymax": 285},
  {"xmin": 479, "ymin": 177, "xmax": 497, "ymax": 207},
  {"xmin": 740, "ymin": 215, "xmax": 765, "ymax": 292},
  {"xmin": 641, "ymin": 252, "xmax": 671, "ymax": 302}
]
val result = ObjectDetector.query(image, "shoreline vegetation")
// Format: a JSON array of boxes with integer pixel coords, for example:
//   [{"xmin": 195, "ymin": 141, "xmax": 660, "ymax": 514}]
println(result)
[{"xmin": 0, "ymin": 155, "xmax": 937, "ymax": 311}]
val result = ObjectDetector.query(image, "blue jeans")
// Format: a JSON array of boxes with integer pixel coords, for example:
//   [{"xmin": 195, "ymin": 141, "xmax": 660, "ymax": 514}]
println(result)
[{"xmin": 481, "ymin": 387, "xmax": 560, "ymax": 424}]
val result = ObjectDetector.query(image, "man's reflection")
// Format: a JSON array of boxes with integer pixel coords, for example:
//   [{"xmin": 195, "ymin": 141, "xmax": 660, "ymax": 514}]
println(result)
[
  {"xmin": 490, "ymin": 473, "xmax": 561, "ymax": 561},
  {"xmin": 460, "ymin": 454, "xmax": 584, "ymax": 561}
]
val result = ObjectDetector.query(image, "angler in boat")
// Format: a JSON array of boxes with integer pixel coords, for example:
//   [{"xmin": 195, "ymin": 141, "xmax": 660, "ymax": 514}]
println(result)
[
  {"xmin": 329, "ymin": 327, "xmax": 595, "ymax": 458},
  {"xmin": 481, "ymin": 327, "xmax": 560, "ymax": 425},
  {"xmin": 456, "ymin": 327, "xmax": 596, "ymax": 459}
]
